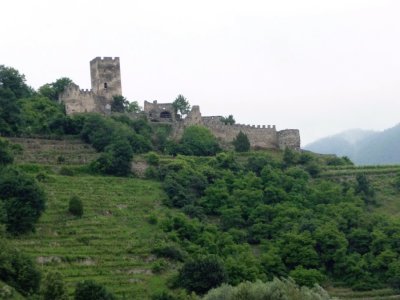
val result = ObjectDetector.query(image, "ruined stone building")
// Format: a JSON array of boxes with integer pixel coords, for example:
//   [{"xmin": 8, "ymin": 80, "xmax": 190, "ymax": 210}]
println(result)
[
  {"xmin": 144, "ymin": 101, "xmax": 300, "ymax": 150},
  {"xmin": 60, "ymin": 57, "xmax": 301, "ymax": 150},
  {"xmin": 59, "ymin": 57, "xmax": 122, "ymax": 115}
]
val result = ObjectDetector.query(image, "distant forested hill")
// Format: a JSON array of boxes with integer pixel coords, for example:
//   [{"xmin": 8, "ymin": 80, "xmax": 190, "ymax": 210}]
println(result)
[{"xmin": 305, "ymin": 125, "xmax": 400, "ymax": 165}]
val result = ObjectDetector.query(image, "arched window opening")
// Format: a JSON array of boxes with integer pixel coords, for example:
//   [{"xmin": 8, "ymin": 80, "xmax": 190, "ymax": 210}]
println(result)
[
  {"xmin": 104, "ymin": 82, "xmax": 108, "ymax": 89},
  {"xmin": 160, "ymin": 111, "xmax": 172, "ymax": 119}
]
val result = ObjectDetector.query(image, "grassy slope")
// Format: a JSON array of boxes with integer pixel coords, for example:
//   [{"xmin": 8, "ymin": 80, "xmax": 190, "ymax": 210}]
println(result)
[{"xmin": 12, "ymin": 174, "xmax": 174, "ymax": 299}]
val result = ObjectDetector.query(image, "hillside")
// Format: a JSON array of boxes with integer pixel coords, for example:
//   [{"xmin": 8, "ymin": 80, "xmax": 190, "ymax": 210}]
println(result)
[
  {"xmin": 12, "ymin": 169, "xmax": 172, "ymax": 299},
  {"xmin": 2, "ymin": 137, "xmax": 400, "ymax": 299},
  {"xmin": 305, "ymin": 124, "xmax": 400, "ymax": 165}
]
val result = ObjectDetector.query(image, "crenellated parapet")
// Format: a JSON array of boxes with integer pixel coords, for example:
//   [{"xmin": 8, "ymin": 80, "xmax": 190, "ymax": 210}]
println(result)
[{"xmin": 173, "ymin": 106, "xmax": 300, "ymax": 150}]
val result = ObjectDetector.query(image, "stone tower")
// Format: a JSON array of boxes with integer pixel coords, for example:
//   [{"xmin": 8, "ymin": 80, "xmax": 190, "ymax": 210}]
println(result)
[{"xmin": 90, "ymin": 57, "xmax": 122, "ymax": 101}]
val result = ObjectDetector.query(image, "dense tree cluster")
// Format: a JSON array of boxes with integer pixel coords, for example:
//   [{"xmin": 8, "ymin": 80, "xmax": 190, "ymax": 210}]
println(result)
[{"xmin": 153, "ymin": 150, "xmax": 400, "ymax": 294}]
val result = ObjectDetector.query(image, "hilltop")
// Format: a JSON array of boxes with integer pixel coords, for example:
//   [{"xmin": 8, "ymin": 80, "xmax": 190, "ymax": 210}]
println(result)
[
  {"xmin": 2, "ymin": 64, "xmax": 400, "ymax": 300},
  {"xmin": 305, "ymin": 124, "xmax": 400, "ymax": 165}
]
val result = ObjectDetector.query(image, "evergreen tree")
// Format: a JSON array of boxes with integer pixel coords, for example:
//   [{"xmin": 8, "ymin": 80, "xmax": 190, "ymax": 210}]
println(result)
[{"xmin": 232, "ymin": 131, "xmax": 250, "ymax": 152}]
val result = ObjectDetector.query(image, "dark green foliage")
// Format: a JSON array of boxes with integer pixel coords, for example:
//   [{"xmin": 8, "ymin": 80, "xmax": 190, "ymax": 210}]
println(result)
[
  {"xmin": 232, "ymin": 131, "xmax": 250, "ymax": 152},
  {"xmin": 163, "ymin": 163, "xmax": 207, "ymax": 207},
  {"xmin": 0, "ymin": 87, "xmax": 21, "ymax": 135},
  {"xmin": 74, "ymin": 280, "xmax": 115, "ymax": 300},
  {"xmin": 177, "ymin": 256, "xmax": 228, "ymax": 294},
  {"xmin": 146, "ymin": 151, "xmax": 160, "ymax": 165},
  {"xmin": 41, "ymin": 272, "xmax": 67, "ymax": 300},
  {"xmin": 152, "ymin": 245, "xmax": 186, "ymax": 261},
  {"xmin": 0, "ymin": 138, "xmax": 14, "ymax": 166},
  {"xmin": 220, "ymin": 115, "xmax": 235, "ymax": 125},
  {"xmin": 38, "ymin": 77, "xmax": 73, "ymax": 101},
  {"xmin": 172, "ymin": 94, "xmax": 190, "ymax": 116},
  {"xmin": 355, "ymin": 173, "xmax": 375, "ymax": 205},
  {"xmin": 91, "ymin": 139, "xmax": 133, "ymax": 176},
  {"xmin": 18, "ymin": 96, "xmax": 66, "ymax": 135},
  {"xmin": 178, "ymin": 126, "xmax": 220, "ymax": 156},
  {"xmin": 282, "ymin": 147, "xmax": 298, "ymax": 168},
  {"xmin": 0, "ymin": 65, "xmax": 33, "ymax": 99},
  {"xmin": 289, "ymin": 266, "xmax": 326, "ymax": 287},
  {"xmin": 158, "ymin": 151, "xmax": 400, "ymax": 291},
  {"xmin": 0, "ymin": 240, "xmax": 41, "ymax": 296},
  {"xmin": 111, "ymin": 95, "xmax": 129, "ymax": 112},
  {"xmin": 0, "ymin": 167, "xmax": 46, "ymax": 234},
  {"xmin": 81, "ymin": 114, "xmax": 151, "ymax": 153},
  {"xmin": 69, "ymin": 196, "xmax": 83, "ymax": 217},
  {"xmin": 127, "ymin": 100, "xmax": 141, "ymax": 113},
  {"xmin": 203, "ymin": 278, "xmax": 332, "ymax": 300}
]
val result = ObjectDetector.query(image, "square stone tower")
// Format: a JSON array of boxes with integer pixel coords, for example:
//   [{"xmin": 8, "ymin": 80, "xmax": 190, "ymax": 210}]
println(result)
[{"xmin": 90, "ymin": 57, "xmax": 122, "ymax": 101}]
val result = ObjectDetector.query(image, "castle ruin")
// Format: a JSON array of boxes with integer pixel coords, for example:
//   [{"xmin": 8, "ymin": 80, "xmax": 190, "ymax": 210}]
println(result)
[
  {"xmin": 59, "ymin": 57, "xmax": 121, "ymax": 115},
  {"xmin": 60, "ymin": 57, "xmax": 301, "ymax": 150}
]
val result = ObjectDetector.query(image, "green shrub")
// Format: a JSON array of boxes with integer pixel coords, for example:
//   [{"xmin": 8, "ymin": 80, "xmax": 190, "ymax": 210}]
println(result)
[
  {"xmin": 41, "ymin": 272, "xmax": 67, "ymax": 300},
  {"xmin": 0, "ymin": 167, "xmax": 46, "ymax": 234},
  {"xmin": 74, "ymin": 280, "xmax": 115, "ymax": 300},
  {"xmin": 146, "ymin": 151, "xmax": 160, "ymax": 166},
  {"xmin": 69, "ymin": 195, "xmax": 83, "ymax": 217},
  {"xmin": 152, "ymin": 259, "xmax": 168, "ymax": 273},
  {"xmin": 0, "ymin": 138, "xmax": 14, "ymax": 166},
  {"xmin": 202, "ymin": 278, "xmax": 332, "ymax": 300},
  {"xmin": 152, "ymin": 245, "xmax": 186, "ymax": 261},
  {"xmin": 289, "ymin": 266, "xmax": 326, "ymax": 287},
  {"xmin": 0, "ymin": 240, "xmax": 41, "ymax": 296},
  {"xmin": 90, "ymin": 139, "xmax": 133, "ymax": 176},
  {"xmin": 177, "ymin": 255, "xmax": 228, "ymax": 294},
  {"xmin": 233, "ymin": 131, "xmax": 250, "ymax": 152},
  {"xmin": 179, "ymin": 125, "xmax": 220, "ymax": 156}
]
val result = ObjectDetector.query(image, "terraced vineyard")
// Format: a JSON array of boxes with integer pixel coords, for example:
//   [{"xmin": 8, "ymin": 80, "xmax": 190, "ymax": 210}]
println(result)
[
  {"xmin": 7, "ymin": 137, "xmax": 100, "ymax": 165},
  {"xmin": 12, "ymin": 174, "xmax": 175, "ymax": 299}
]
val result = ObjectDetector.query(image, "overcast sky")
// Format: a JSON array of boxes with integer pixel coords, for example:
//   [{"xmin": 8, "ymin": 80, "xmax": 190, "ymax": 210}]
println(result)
[{"xmin": 1, "ymin": 0, "xmax": 400, "ymax": 145}]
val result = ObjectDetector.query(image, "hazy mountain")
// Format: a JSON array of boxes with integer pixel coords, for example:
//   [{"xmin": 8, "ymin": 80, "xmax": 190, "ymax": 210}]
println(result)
[{"xmin": 305, "ymin": 125, "xmax": 400, "ymax": 165}]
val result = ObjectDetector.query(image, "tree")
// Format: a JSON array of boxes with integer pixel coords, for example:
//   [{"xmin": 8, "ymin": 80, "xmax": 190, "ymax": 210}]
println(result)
[
  {"xmin": 90, "ymin": 139, "xmax": 133, "ymax": 176},
  {"xmin": 355, "ymin": 173, "xmax": 375, "ymax": 205},
  {"xmin": 127, "ymin": 100, "xmax": 142, "ymax": 113},
  {"xmin": 0, "ymin": 167, "xmax": 46, "ymax": 234},
  {"xmin": 74, "ymin": 280, "xmax": 115, "ymax": 300},
  {"xmin": 41, "ymin": 272, "xmax": 67, "ymax": 300},
  {"xmin": 289, "ymin": 266, "xmax": 326, "ymax": 287},
  {"xmin": 0, "ymin": 240, "xmax": 41, "ymax": 296},
  {"xmin": 111, "ymin": 95, "xmax": 129, "ymax": 113},
  {"xmin": 220, "ymin": 115, "xmax": 235, "ymax": 125},
  {"xmin": 172, "ymin": 94, "xmax": 191, "ymax": 116},
  {"xmin": 0, "ymin": 87, "xmax": 21, "ymax": 135},
  {"xmin": 180, "ymin": 125, "xmax": 220, "ymax": 156},
  {"xmin": 0, "ymin": 65, "xmax": 33, "ymax": 99},
  {"xmin": 0, "ymin": 138, "xmax": 14, "ymax": 166},
  {"xmin": 38, "ymin": 77, "xmax": 73, "ymax": 101},
  {"xmin": 177, "ymin": 256, "xmax": 228, "ymax": 294},
  {"xmin": 232, "ymin": 131, "xmax": 250, "ymax": 152}
]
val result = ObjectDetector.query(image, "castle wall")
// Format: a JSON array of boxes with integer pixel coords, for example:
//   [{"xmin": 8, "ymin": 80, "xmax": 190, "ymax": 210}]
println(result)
[
  {"xmin": 59, "ymin": 84, "xmax": 98, "ymax": 115},
  {"xmin": 144, "ymin": 100, "xmax": 176, "ymax": 122},
  {"xmin": 277, "ymin": 129, "xmax": 301, "ymax": 150},
  {"xmin": 172, "ymin": 106, "xmax": 299, "ymax": 150}
]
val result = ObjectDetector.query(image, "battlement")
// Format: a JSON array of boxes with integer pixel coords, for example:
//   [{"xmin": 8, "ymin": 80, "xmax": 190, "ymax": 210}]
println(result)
[{"xmin": 90, "ymin": 57, "xmax": 120, "ymax": 63}]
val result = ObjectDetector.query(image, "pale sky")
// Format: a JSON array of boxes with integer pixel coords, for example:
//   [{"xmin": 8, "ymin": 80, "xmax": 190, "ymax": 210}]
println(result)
[{"xmin": 1, "ymin": 0, "xmax": 400, "ymax": 145}]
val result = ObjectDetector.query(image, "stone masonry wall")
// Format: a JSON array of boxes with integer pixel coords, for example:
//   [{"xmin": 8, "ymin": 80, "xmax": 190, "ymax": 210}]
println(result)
[
  {"xmin": 172, "ymin": 106, "xmax": 301, "ymax": 150},
  {"xmin": 59, "ymin": 84, "xmax": 98, "ymax": 115}
]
